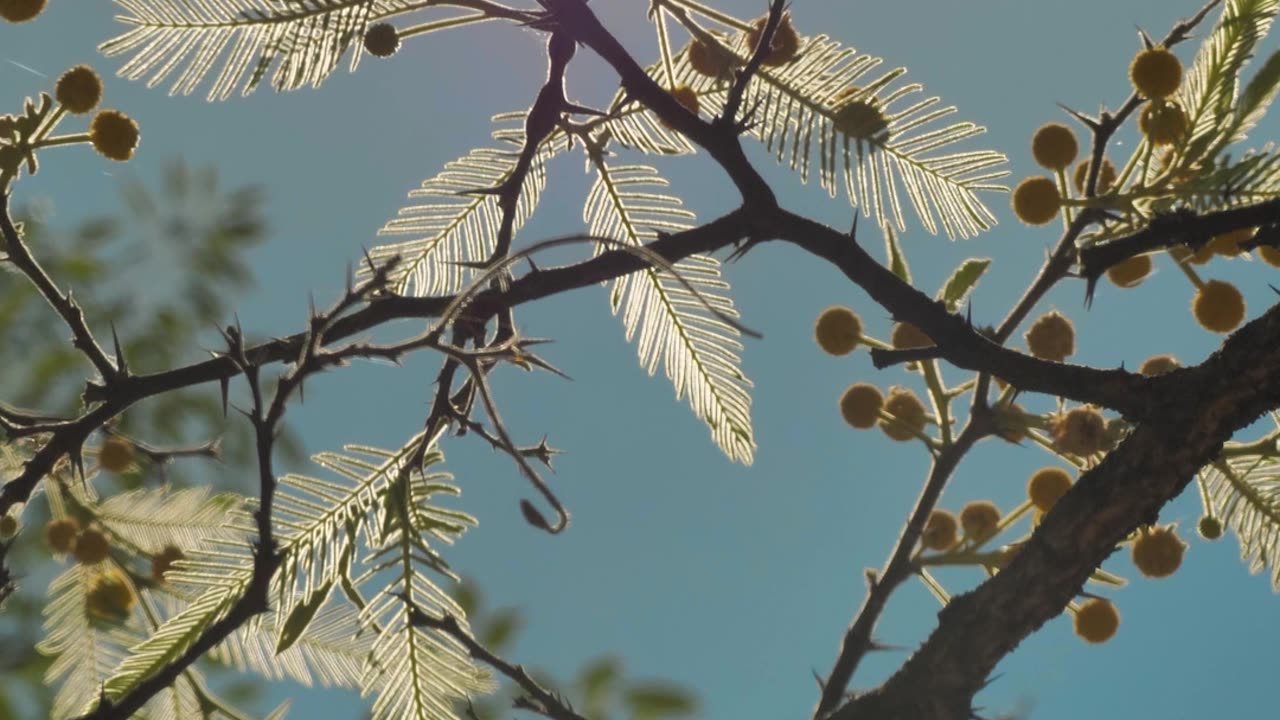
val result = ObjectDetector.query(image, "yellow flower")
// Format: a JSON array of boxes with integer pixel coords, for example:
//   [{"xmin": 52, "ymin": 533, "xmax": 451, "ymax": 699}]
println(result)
[
  {"xmin": 364, "ymin": 23, "xmax": 400, "ymax": 58},
  {"xmin": 86, "ymin": 572, "xmax": 135, "ymax": 624},
  {"xmin": 890, "ymin": 322, "xmax": 932, "ymax": 350},
  {"xmin": 55, "ymin": 65, "xmax": 103, "ymax": 115},
  {"xmin": 151, "ymin": 545, "xmax": 186, "ymax": 582},
  {"xmin": 660, "ymin": 85, "xmax": 700, "ymax": 129},
  {"xmin": 1025, "ymin": 311, "xmax": 1074, "ymax": 362},
  {"xmin": 1027, "ymin": 467, "xmax": 1072, "ymax": 513},
  {"xmin": 1073, "ymin": 598, "xmax": 1120, "ymax": 644},
  {"xmin": 1197, "ymin": 516, "xmax": 1223, "ymax": 540},
  {"xmin": 921, "ymin": 510, "xmax": 958, "ymax": 551},
  {"xmin": 1106, "ymin": 254, "xmax": 1152, "ymax": 288},
  {"xmin": 98, "ymin": 436, "xmax": 134, "ymax": 473},
  {"xmin": 0, "ymin": 0, "xmax": 46, "ymax": 23},
  {"xmin": 745, "ymin": 13, "xmax": 800, "ymax": 67},
  {"xmin": 1131, "ymin": 525, "xmax": 1185, "ymax": 578},
  {"xmin": 840, "ymin": 383, "xmax": 883, "ymax": 430},
  {"xmin": 1072, "ymin": 157, "xmax": 1117, "ymax": 195},
  {"xmin": 1139, "ymin": 100, "xmax": 1188, "ymax": 146},
  {"xmin": 1031, "ymin": 123, "xmax": 1078, "ymax": 171},
  {"xmin": 1052, "ymin": 406, "xmax": 1106, "ymax": 457},
  {"xmin": 1012, "ymin": 176, "xmax": 1061, "ymax": 225},
  {"xmin": 686, "ymin": 33, "xmax": 736, "ymax": 78},
  {"xmin": 1192, "ymin": 279, "xmax": 1245, "ymax": 333},
  {"xmin": 1129, "ymin": 47, "xmax": 1182, "ymax": 99},
  {"xmin": 74, "ymin": 527, "xmax": 111, "ymax": 565},
  {"xmin": 881, "ymin": 387, "xmax": 926, "ymax": 442},
  {"xmin": 44, "ymin": 517, "xmax": 79, "ymax": 554},
  {"xmin": 960, "ymin": 501, "xmax": 1001, "ymax": 542},
  {"xmin": 814, "ymin": 306, "xmax": 862, "ymax": 356},
  {"xmin": 1138, "ymin": 354, "xmax": 1179, "ymax": 376},
  {"xmin": 90, "ymin": 109, "xmax": 140, "ymax": 162}
]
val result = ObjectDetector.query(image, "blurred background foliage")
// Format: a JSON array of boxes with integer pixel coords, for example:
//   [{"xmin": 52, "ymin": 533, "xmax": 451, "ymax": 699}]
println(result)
[{"xmin": 0, "ymin": 160, "xmax": 696, "ymax": 719}]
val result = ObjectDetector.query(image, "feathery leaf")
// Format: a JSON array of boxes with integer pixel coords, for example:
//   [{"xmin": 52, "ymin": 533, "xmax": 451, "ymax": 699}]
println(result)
[
  {"xmin": 362, "ymin": 115, "xmax": 568, "ymax": 296},
  {"xmin": 584, "ymin": 162, "xmax": 755, "ymax": 464},
  {"xmin": 1176, "ymin": 0, "xmax": 1280, "ymax": 168},
  {"xmin": 647, "ymin": 33, "xmax": 1006, "ymax": 239},
  {"xmin": 100, "ymin": 0, "xmax": 429, "ymax": 100},
  {"xmin": 1204, "ymin": 456, "xmax": 1280, "ymax": 589}
]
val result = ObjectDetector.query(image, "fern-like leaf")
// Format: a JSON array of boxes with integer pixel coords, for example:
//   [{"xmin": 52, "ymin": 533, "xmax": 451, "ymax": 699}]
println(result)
[
  {"xmin": 210, "ymin": 601, "xmax": 371, "ymax": 688},
  {"xmin": 1177, "ymin": 0, "xmax": 1280, "ymax": 168},
  {"xmin": 268, "ymin": 432, "xmax": 442, "ymax": 622},
  {"xmin": 96, "ymin": 545, "xmax": 255, "ymax": 709},
  {"xmin": 100, "ymin": 0, "xmax": 426, "ymax": 100},
  {"xmin": 1204, "ymin": 456, "xmax": 1280, "ymax": 589},
  {"xmin": 645, "ymin": 35, "xmax": 1006, "ymax": 239},
  {"xmin": 92, "ymin": 485, "xmax": 244, "ymax": 553},
  {"xmin": 355, "ymin": 455, "xmax": 491, "ymax": 720},
  {"xmin": 362, "ymin": 115, "xmax": 568, "ymax": 296},
  {"xmin": 584, "ymin": 162, "xmax": 755, "ymax": 464},
  {"xmin": 39, "ymin": 566, "xmax": 143, "ymax": 718},
  {"xmin": 1169, "ymin": 145, "xmax": 1280, "ymax": 211}
]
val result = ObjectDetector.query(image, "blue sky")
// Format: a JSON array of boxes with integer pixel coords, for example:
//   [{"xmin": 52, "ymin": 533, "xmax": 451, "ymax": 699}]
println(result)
[{"xmin": 5, "ymin": 1, "xmax": 1280, "ymax": 718}]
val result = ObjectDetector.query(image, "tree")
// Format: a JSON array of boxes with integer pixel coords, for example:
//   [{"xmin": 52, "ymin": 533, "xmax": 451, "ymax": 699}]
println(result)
[{"xmin": 2, "ymin": 0, "xmax": 1280, "ymax": 718}]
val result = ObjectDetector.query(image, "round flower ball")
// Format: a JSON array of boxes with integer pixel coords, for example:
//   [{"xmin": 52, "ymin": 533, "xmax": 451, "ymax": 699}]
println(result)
[
  {"xmin": 1139, "ymin": 101, "xmax": 1188, "ymax": 146},
  {"xmin": 44, "ymin": 517, "xmax": 80, "ymax": 554},
  {"xmin": 814, "ymin": 306, "xmax": 862, "ymax": 355},
  {"xmin": 745, "ymin": 13, "xmax": 800, "ymax": 67},
  {"xmin": 1025, "ymin": 311, "xmax": 1075, "ymax": 362},
  {"xmin": 86, "ymin": 572, "xmax": 134, "ymax": 624},
  {"xmin": 74, "ymin": 527, "xmax": 111, "ymax": 565},
  {"xmin": 960, "ymin": 501, "xmax": 1001, "ymax": 542},
  {"xmin": 1131, "ymin": 525, "xmax": 1186, "ymax": 578},
  {"xmin": 881, "ymin": 387, "xmax": 927, "ymax": 442},
  {"xmin": 840, "ymin": 383, "xmax": 883, "ymax": 429},
  {"xmin": 90, "ymin": 109, "xmax": 140, "ymax": 162},
  {"xmin": 1258, "ymin": 244, "xmax": 1280, "ymax": 267},
  {"xmin": 660, "ymin": 85, "xmax": 700, "ymax": 129},
  {"xmin": 1052, "ymin": 406, "xmax": 1106, "ymax": 457},
  {"xmin": 1031, "ymin": 123, "xmax": 1078, "ymax": 171},
  {"xmin": 151, "ymin": 545, "xmax": 186, "ymax": 581},
  {"xmin": 364, "ymin": 23, "xmax": 400, "ymax": 58},
  {"xmin": 1106, "ymin": 254, "xmax": 1153, "ymax": 288},
  {"xmin": 1027, "ymin": 467, "xmax": 1073, "ymax": 513},
  {"xmin": 1072, "ymin": 157, "xmax": 1117, "ymax": 195},
  {"xmin": 0, "ymin": 0, "xmax": 46, "ymax": 23},
  {"xmin": 0, "ymin": 514, "xmax": 17, "ymax": 539},
  {"xmin": 99, "ymin": 436, "xmax": 134, "ymax": 473},
  {"xmin": 1198, "ymin": 516, "xmax": 1223, "ymax": 540},
  {"xmin": 1012, "ymin": 176, "xmax": 1061, "ymax": 226},
  {"xmin": 1074, "ymin": 598, "xmax": 1120, "ymax": 644},
  {"xmin": 921, "ymin": 510, "xmax": 958, "ymax": 551},
  {"xmin": 1209, "ymin": 228, "xmax": 1254, "ymax": 257},
  {"xmin": 1130, "ymin": 46, "xmax": 1182, "ymax": 99},
  {"xmin": 832, "ymin": 88, "xmax": 890, "ymax": 141},
  {"xmin": 891, "ymin": 322, "xmax": 932, "ymax": 350},
  {"xmin": 1139, "ymin": 354, "xmax": 1180, "ymax": 376},
  {"xmin": 55, "ymin": 65, "xmax": 103, "ymax": 115},
  {"xmin": 1192, "ymin": 279, "xmax": 1245, "ymax": 333},
  {"xmin": 686, "ymin": 33, "xmax": 735, "ymax": 78}
]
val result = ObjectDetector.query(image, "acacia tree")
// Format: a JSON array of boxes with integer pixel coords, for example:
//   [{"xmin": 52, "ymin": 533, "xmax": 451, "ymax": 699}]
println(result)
[{"xmin": 3, "ymin": 0, "xmax": 1280, "ymax": 718}]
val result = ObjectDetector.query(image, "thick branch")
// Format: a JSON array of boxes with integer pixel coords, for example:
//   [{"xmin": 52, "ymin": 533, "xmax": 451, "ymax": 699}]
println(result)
[
  {"xmin": 815, "ymin": 420, "xmax": 987, "ymax": 717},
  {"xmin": 830, "ymin": 300, "xmax": 1280, "ymax": 720}
]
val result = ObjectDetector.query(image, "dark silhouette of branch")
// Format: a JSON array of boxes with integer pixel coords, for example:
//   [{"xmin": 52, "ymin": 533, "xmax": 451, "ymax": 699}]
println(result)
[
  {"xmin": 404, "ymin": 604, "xmax": 590, "ymax": 720},
  {"xmin": 0, "ymin": 192, "xmax": 119, "ymax": 382}
]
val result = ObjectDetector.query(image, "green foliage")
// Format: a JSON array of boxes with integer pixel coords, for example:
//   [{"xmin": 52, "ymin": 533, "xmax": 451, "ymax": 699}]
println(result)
[
  {"xmin": 585, "ymin": 162, "xmax": 755, "ymax": 464},
  {"xmin": 937, "ymin": 258, "xmax": 991, "ymax": 313},
  {"xmin": 100, "ymin": 0, "xmax": 427, "ymax": 101}
]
